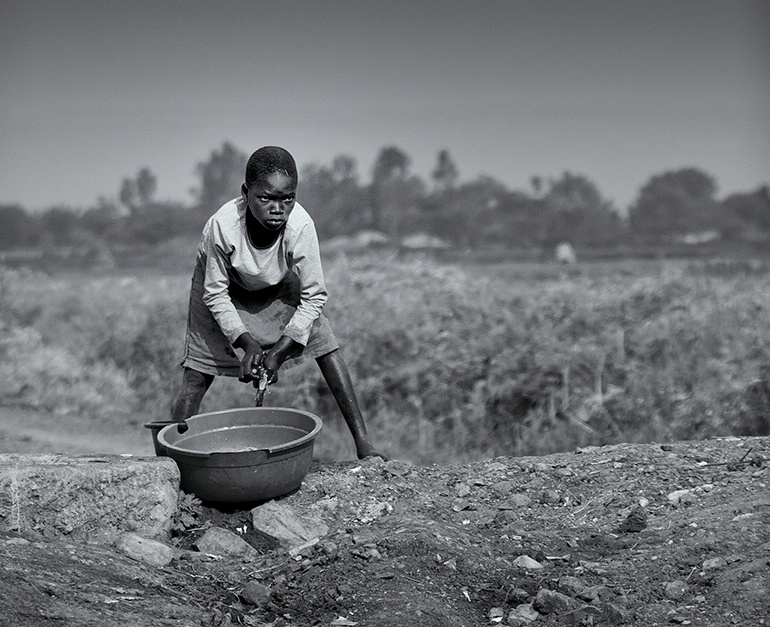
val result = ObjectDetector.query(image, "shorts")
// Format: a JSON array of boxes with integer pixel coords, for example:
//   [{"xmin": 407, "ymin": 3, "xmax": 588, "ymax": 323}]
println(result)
[{"xmin": 180, "ymin": 257, "xmax": 339, "ymax": 377}]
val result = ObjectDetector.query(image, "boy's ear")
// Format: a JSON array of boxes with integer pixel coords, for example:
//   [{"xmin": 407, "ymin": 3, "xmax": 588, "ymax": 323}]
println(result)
[{"xmin": 241, "ymin": 183, "xmax": 248, "ymax": 197}]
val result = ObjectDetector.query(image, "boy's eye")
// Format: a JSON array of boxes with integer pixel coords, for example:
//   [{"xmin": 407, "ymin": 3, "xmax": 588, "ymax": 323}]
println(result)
[{"xmin": 283, "ymin": 197, "xmax": 295, "ymax": 204}]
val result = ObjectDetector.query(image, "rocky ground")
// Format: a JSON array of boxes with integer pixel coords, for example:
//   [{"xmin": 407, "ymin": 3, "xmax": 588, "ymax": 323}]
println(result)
[{"xmin": 1, "ymin": 433, "xmax": 769, "ymax": 627}]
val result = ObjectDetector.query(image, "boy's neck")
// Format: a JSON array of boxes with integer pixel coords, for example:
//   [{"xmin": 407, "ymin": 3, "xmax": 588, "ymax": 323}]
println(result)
[{"xmin": 246, "ymin": 210, "xmax": 282, "ymax": 248}]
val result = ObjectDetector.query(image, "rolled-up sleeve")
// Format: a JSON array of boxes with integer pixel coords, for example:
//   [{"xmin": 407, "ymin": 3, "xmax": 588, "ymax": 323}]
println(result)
[
  {"xmin": 283, "ymin": 219, "xmax": 327, "ymax": 346},
  {"xmin": 200, "ymin": 222, "xmax": 248, "ymax": 345}
]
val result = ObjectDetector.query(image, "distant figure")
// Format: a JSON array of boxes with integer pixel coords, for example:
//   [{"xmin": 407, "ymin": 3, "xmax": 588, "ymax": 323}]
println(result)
[{"xmin": 555, "ymin": 242, "xmax": 577, "ymax": 265}]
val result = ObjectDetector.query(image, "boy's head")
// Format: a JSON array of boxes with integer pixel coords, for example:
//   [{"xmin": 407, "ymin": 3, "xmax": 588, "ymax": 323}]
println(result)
[{"xmin": 245, "ymin": 146, "xmax": 298, "ymax": 188}]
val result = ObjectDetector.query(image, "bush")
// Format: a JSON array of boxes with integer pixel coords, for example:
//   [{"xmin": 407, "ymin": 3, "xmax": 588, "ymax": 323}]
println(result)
[{"xmin": 2, "ymin": 256, "xmax": 768, "ymax": 462}]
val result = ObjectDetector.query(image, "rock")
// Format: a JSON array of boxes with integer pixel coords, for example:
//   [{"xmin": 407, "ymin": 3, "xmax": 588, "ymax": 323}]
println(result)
[
  {"xmin": 617, "ymin": 505, "xmax": 648, "ymax": 532},
  {"xmin": 492, "ymin": 480, "xmax": 515, "ymax": 495},
  {"xmin": 507, "ymin": 603, "xmax": 539, "ymax": 626},
  {"xmin": 117, "ymin": 532, "xmax": 174, "ymax": 567},
  {"xmin": 288, "ymin": 537, "xmax": 321, "ymax": 557},
  {"xmin": 533, "ymin": 588, "xmax": 577, "ymax": 615},
  {"xmin": 337, "ymin": 583, "xmax": 353, "ymax": 596},
  {"xmin": 488, "ymin": 606, "xmax": 505, "ymax": 622},
  {"xmin": 3, "ymin": 536, "xmax": 30, "ymax": 546},
  {"xmin": 513, "ymin": 555, "xmax": 544, "ymax": 569},
  {"xmin": 663, "ymin": 580, "xmax": 689, "ymax": 601},
  {"xmin": 507, "ymin": 588, "xmax": 530, "ymax": 604},
  {"xmin": 702, "ymin": 556, "xmax": 727, "ymax": 571},
  {"xmin": 456, "ymin": 483, "xmax": 472, "ymax": 498},
  {"xmin": 668, "ymin": 611, "xmax": 690, "ymax": 624},
  {"xmin": 350, "ymin": 543, "xmax": 382, "ymax": 560},
  {"xmin": 577, "ymin": 584, "xmax": 608, "ymax": 603},
  {"xmin": 557, "ymin": 575, "xmax": 586, "ymax": 597},
  {"xmin": 604, "ymin": 602, "xmax": 634, "ymax": 625},
  {"xmin": 0, "ymin": 454, "xmax": 179, "ymax": 541},
  {"xmin": 494, "ymin": 510, "xmax": 518, "ymax": 525},
  {"xmin": 667, "ymin": 489, "xmax": 695, "ymax": 506},
  {"xmin": 251, "ymin": 500, "xmax": 329, "ymax": 549},
  {"xmin": 452, "ymin": 499, "xmax": 472, "ymax": 512},
  {"xmin": 539, "ymin": 489, "xmax": 561, "ymax": 505},
  {"xmin": 319, "ymin": 540, "xmax": 338, "ymax": 560},
  {"xmin": 508, "ymin": 494, "xmax": 533, "ymax": 508},
  {"xmin": 560, "ymin": 605, "xmax": 603, "ymax": 625},
  {"xmin": 240, "ymin": 581, "xmax": 272, "ymax": 607},
  {"xmin": 383, "ymin": 460, "xmax": 412, "ymax": 476},
  {"xmin": 194, "ymin": 527, "xmax": 258, "ymax": 558}
]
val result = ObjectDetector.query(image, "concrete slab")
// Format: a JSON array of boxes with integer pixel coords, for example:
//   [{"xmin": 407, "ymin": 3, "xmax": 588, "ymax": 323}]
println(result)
[{"xmin": 0, "ymin": 454, "xmax": 179, "ymax": 542}]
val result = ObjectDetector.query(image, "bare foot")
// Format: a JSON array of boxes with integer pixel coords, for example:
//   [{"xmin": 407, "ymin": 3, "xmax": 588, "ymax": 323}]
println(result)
[{"xmin": 357, "ymin": 441, "xmax": 387, "ymax": 461}]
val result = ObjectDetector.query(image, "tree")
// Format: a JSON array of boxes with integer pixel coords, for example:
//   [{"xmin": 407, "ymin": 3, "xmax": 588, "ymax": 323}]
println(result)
[
  {"xmin": 136, "ymin": 168, "xmax": 157, "ymax": 205},
  {"xmin": 127, "ymin": 201, "xmax": 191, "ymax": 245},
  {"xmin": 300, "ymin": 162, "xmax": 337, "ymax": 236},
  {"xmin": 300, "ymin": 155, "xmax": 368, "ymax": 238},
  {"xmin": 428, "ymin": 176, "xmax": 509, "ymax": 247},
  {"xmin": 119, "ymin": 177, "xmax": 138, "ymax": 212},
  {"xmin": 331, "ymin": 155, "xmax": 358, "ymax": 184},
  {"xmin": 119, "ymin": 167, "xmax": 158, "ymax": 213},
  {"xmin": 431, "ymin": 149, "xmax": 459, "ymax": 192},
  {"xmin": 80, "ymin": 197, "xmax": 122, "ymax": 239},
  {"xmin": 530, "ymin": 175, "xmax": 543, "ymax": 197},
  {"xmin": 490, "ymin": 189, "xmax": 547, "ymax": 247},
  {"xmin": 193, "ymin": 141, "xmax": 247, "ymax": 214},
  {"xmin": 372, "ymin": 146, "xmax": 410, "ymax": 184},
  {"xmin": 721, "ymin": 185, "xmax": 770, "ymax": 240},
  {"xmin": 370, "ymin": 146, "xmax": 416, "ymax": 235},
  {"xmin": 629, "ymin": 168, "xmax": 719, "ymax": 241},
  {"xmin": 39, "ymin": 206, "xmax": 82, "ymax": 246},
  {"xmin": 0, "ymin": 204, "xmax": 34, "ymax": 249},
  {"xmin": 542, "ymin": 172, "xmax": 622, "ymax": 246}
]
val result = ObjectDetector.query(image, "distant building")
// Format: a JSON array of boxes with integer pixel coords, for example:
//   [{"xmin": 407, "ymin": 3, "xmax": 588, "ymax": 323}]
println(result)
[
  {"xmin": 400, "ymin": 233, "xmax": 450, "ymax": 250},
  {"xmin": 676, "ymin": 230, "xmax": 720, "ymax": 245},
  {"xmin": 321, "ymin": 230, "xmax": 392, "ymax": 254},
  {"xmin": 555, "ymin": 242, "xmax": 577, "ymax": 264}
]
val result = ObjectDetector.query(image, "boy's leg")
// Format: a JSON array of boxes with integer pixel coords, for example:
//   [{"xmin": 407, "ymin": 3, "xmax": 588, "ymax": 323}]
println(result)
[
  {"xmin": 746, "ymin": 378, "xmax": 770, "ymax": 434},
  {"xmin": 171, "ymin": 367, "xmax": 215, "ymax": 423},
  {"xmin": 316, "ymin": 349, "xmax": 384, "ymax": 460}
]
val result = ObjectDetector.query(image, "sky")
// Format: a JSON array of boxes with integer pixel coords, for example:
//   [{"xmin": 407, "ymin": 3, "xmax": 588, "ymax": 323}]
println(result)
[{"xmin": 2, "ymin": 0, "xmax": 769, "ymax": 213}]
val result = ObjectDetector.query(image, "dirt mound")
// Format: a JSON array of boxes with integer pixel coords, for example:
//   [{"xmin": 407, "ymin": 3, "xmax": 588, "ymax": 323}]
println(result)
[{"xmin": 2, "ymin": 436, "xmax": 769, "ymax": 627}]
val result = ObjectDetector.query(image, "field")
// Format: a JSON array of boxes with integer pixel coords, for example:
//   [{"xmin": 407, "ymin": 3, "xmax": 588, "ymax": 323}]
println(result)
[{"xmin": 1, "ymin": 253, "xmax": 769, "ymax": 463}]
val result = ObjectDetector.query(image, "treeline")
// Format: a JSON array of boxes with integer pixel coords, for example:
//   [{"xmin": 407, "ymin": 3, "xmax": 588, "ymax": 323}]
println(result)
[{"xmin": 1, "ymin": 141, "xmax": 768, "ymax": 253}]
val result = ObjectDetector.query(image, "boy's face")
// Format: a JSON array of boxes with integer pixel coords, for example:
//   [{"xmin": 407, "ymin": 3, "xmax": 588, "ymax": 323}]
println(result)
[{"xmin": 243, "ymin": 171, "xmax": 297, "ymax": 231}]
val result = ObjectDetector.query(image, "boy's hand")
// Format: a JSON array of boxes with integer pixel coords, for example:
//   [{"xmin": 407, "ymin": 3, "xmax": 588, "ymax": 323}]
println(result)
[
  {"xmin": 261, "ymin": 335, "xmax": 301, "ymax": 384},
  {"xmin": 234, "ymin": 333, "xmax": 263, "ymax": 382},
  {"xmin": 260, "ymin": 352, "xmax": 280, "ymax": 384}
]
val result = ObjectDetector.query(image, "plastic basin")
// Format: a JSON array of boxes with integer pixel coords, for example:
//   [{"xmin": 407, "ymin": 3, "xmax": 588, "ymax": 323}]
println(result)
[{"xmin": 157, "ymin": 407, "xmax": 323, "ymax": 503}]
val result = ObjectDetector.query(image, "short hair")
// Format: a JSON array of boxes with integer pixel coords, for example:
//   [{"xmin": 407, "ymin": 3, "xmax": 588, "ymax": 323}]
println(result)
[{"xmin": 244, "ymin": 146, "xmax": 298, "ymax": 188}]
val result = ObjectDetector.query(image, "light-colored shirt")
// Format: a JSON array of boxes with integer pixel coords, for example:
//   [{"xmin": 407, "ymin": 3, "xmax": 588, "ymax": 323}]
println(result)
[{"xmin": 197, "ymin": 197, "xmax": 327, "ymax": 346}]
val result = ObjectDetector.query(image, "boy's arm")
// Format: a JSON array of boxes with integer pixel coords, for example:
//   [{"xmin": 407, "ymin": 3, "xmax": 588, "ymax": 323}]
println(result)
[
  {"xmin": 282, "ymin": 219, "xmax": 327, "ymax": 346},
  {"xmin": 200, "ymin": 219, "xmax": 262, "ymax": 381},
  {"xmin": 200, "ymin": 222, "xmax": 248, "ymax": 344}
]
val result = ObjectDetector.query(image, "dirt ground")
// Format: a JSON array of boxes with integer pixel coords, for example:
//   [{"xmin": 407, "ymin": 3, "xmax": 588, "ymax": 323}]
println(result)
[{"xmin": 0, "ymin": 411, "xmax": 768, "ymax": 626}]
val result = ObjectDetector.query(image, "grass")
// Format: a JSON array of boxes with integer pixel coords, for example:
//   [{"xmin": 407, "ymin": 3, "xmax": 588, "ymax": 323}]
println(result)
[{"xmin": 1, "ymin": 253, "xmax": 768, "ymax": 463}]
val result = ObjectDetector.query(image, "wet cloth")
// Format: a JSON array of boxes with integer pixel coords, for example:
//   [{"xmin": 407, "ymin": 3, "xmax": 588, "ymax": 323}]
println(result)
[{"xmin": 180, "ymin": 198, "xmax": 339, "ymax": 377}]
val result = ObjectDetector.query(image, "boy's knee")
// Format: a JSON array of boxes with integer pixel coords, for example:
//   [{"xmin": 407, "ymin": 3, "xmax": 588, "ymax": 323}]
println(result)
[{"xmin": 182, "ymin": 369, "xmax": 214, "ymax": 392}]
